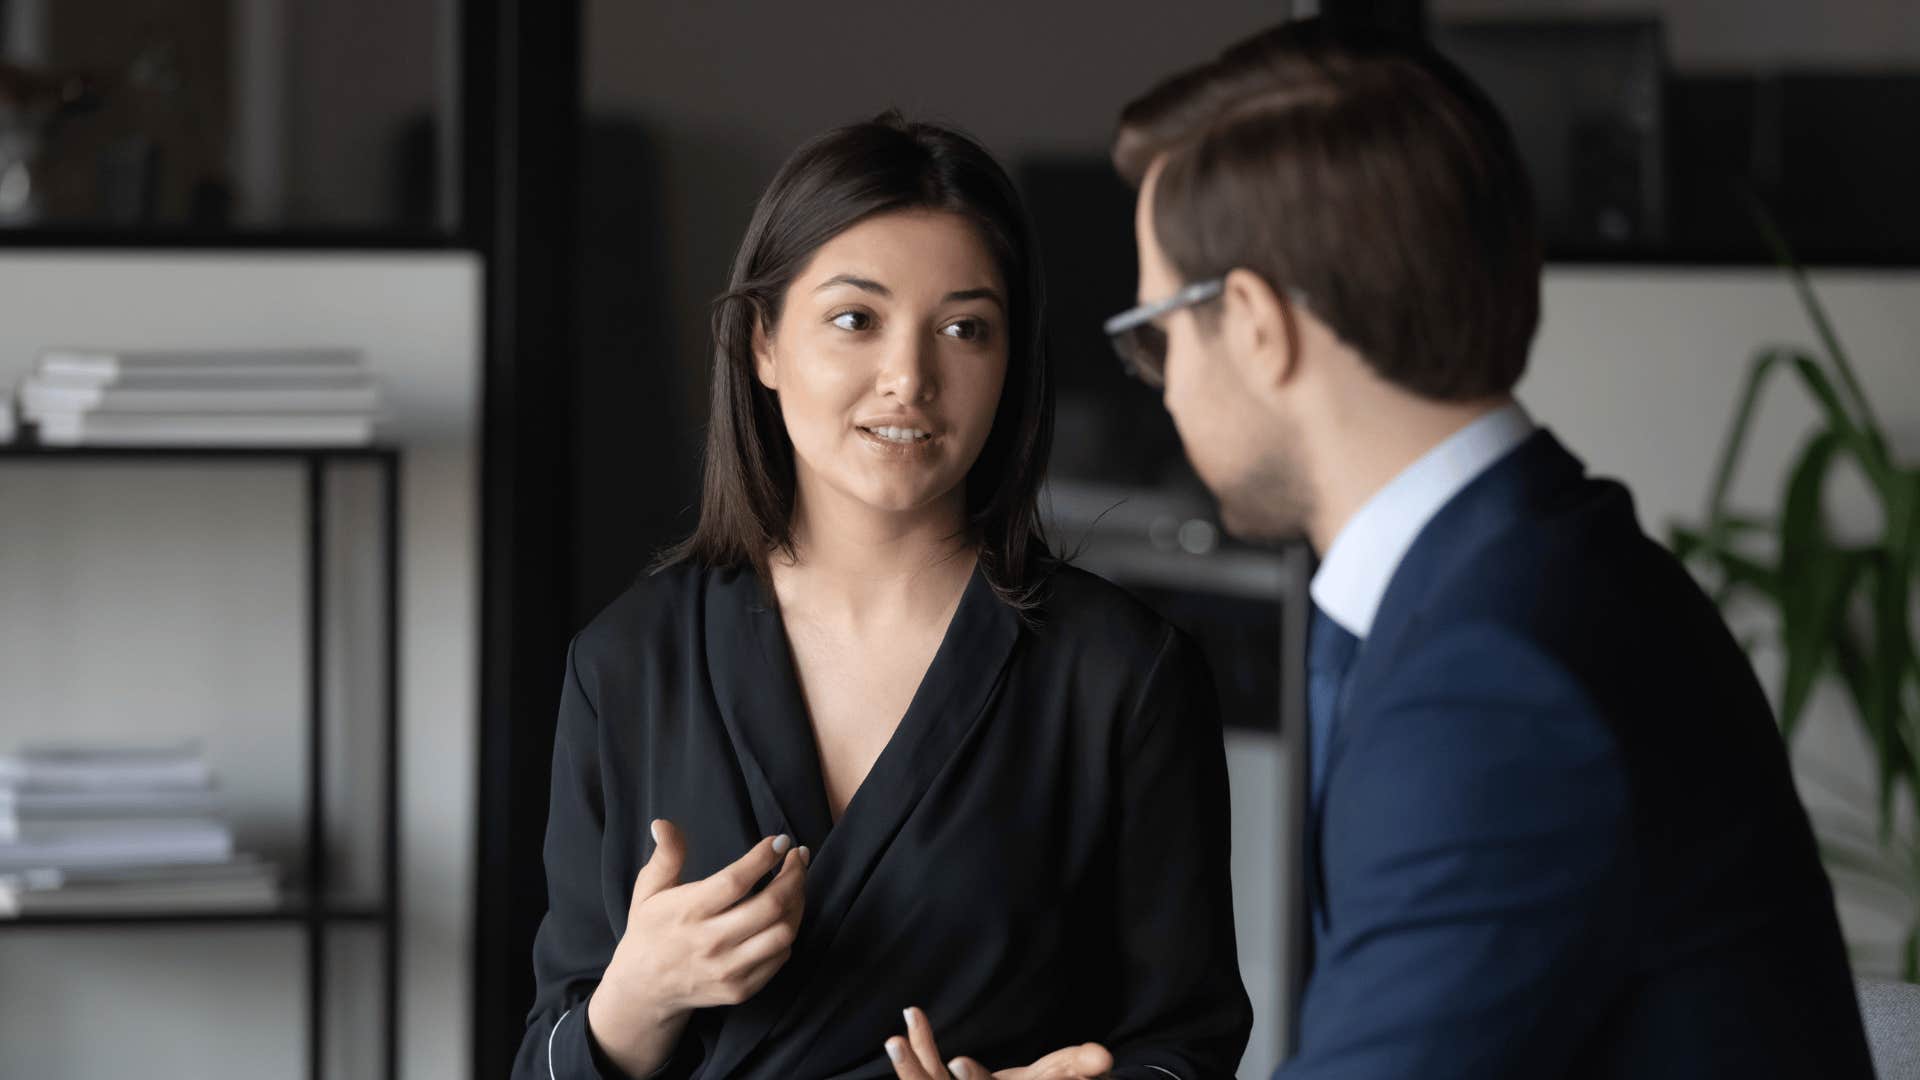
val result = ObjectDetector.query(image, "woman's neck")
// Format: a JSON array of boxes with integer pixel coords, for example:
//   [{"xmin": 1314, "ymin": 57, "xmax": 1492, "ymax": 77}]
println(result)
[{"xmin": 773, "ymin": 483, "xmax": 974, "ymax": 628}]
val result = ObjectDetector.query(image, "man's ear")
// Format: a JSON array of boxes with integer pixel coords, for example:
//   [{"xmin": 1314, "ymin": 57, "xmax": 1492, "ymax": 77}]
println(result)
[
  {"xmin": 1220, "ymin": 267, "xmax": 1295, "ymax": 392},
  {"xmin": 752, "ymin": 312, "xmax": 778, "ymax": 390}
]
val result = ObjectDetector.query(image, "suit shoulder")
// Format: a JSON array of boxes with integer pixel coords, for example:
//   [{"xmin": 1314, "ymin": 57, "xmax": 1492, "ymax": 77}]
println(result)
[
  {"xmin": 1385, "ymin": 490, "xmax": 1754, "ymax": 743},
  {"xmin": 1425, "ymin": 486, "xmax": 1695, "ymax": 641}
]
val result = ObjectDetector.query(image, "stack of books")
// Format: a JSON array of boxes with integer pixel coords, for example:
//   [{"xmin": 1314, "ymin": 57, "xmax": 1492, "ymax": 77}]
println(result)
[
  {"xmin": 0, "ymin": 743, "xmax": 279, "ymax": 917},
  {"xmin": 16, "ymin": 347, "xmax": 381, "ymax": 446}
]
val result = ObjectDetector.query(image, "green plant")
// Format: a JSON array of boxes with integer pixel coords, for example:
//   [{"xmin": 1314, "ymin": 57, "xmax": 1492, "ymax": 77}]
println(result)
[{"xmin": 1668, "ymin": 221, "xmax": 1920, "ymax": 979}]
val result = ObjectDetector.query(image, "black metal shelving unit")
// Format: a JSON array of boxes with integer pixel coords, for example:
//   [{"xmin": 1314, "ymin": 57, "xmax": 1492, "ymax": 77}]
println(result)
[{"xmin": 0, "ymin": 443, "xmax": 403, "ymax": 1080}]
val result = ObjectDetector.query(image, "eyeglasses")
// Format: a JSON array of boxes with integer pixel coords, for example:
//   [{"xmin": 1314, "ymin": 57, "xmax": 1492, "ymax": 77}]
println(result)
[
  {"xmin": 1102, "ymin": 278, "xmax": 1309, "ymax": 388},
  {"xmin": 1102, "ymin": 279, "xmax": 1225, "ymax": 389}
]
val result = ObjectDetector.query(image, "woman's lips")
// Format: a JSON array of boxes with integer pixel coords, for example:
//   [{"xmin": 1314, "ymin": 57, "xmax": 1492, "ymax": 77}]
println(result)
[{"xmin": 857, "ymin": 425, "xmax": 938, "ymax": 458}]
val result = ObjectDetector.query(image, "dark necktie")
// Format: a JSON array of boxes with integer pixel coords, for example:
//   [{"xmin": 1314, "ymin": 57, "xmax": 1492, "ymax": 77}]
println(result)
[
  {"xmin": 1307, "ymin": 604, "xmax": 1360, "ymax": 810},
  {"xmin": 1296, "ymin": 602, "xmax": 1363, "ymax": 1015}
]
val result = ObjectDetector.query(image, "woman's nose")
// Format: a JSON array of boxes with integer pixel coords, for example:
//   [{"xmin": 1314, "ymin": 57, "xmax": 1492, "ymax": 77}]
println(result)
[{"xmin": 876, "ymin": 331, "xmax": 936, "ymax": 402}]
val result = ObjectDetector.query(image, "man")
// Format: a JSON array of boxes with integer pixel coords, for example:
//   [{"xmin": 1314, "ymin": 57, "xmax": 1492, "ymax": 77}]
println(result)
[{"xmin": 1099, "ymin": 16, "xmax": 1874, "ymax": 1079}]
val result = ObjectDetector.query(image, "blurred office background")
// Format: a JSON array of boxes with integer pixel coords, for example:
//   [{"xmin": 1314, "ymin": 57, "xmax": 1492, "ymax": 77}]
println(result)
[{"xmin": 0, "ymin": 0, "xmax": 1915, "ymax": 1077}]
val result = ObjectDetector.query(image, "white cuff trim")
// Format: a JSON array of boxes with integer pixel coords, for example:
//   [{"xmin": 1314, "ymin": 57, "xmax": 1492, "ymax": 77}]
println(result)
[{"xmin": 549, "ymin": 1008, "xmax": 571, "ymax": 1080}]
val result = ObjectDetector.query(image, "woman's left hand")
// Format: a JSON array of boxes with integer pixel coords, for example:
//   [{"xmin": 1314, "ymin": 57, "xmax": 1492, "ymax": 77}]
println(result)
[{"xmin": 884, "ymin": 1006, "xmax": 1113, "ymax": 1080}]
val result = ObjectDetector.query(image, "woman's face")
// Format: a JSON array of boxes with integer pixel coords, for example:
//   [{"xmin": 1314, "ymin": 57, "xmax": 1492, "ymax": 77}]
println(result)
[{"xmin": 756, "ymin": 209, "xmax": 1010, "ymax": 526}]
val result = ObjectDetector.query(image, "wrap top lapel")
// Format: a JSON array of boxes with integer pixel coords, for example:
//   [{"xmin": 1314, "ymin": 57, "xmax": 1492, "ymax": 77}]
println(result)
[{"xmin": 701, "ymin": 563, "xmax": 1022, "ymax": 1077}]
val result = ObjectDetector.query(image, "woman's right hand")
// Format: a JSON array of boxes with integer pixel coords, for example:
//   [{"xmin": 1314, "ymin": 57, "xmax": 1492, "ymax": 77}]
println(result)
[{"xmin": 586, "ymin": 819, "xmax": 811, "ymax": 1077}]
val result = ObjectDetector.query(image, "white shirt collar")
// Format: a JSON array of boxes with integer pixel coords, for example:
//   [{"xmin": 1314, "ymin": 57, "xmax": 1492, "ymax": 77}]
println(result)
[{"xmin": 1309, "ymin": 402, "xmax": 1536, "ymax": 639}]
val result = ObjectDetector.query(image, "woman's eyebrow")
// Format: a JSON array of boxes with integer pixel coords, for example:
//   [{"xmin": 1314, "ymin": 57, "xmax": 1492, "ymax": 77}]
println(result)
[
  {"xmin": 944, "ymin": 287, "xmax": 1004, "ymax": 309},
  {"xmin": 813, "ymin": 275, "xmax": 1003, "ymax": 310},
  {"xmin": 814, "ymin": 273, "xmax": 890, "ymax": 296}
]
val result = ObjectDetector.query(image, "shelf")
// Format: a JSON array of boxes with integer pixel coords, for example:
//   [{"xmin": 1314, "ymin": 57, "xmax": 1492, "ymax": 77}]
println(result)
[
  {"xmin": 1, "ymin": 443, "xmax": 402, "ymax": 1076},
  {"xmin": 0, "ymin": 443, "xmax": 398, "ymax": 462},
  {"xmin": 0, "ymin": 897, "xmax": 391, "ymax": 930}
]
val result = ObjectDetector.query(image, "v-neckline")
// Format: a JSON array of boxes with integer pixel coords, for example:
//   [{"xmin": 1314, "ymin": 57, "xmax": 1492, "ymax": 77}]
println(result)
[
  {"xmin": 704, "ymin": 557, "xmax": 1007, "ymax": 852},
  {"xmin": 780, "ymin": 555, "xmax": 980, "ymax": 831},
  {"xmin": 700, "ymin": 557, "xmax": 1023, "ymax": 1076}
]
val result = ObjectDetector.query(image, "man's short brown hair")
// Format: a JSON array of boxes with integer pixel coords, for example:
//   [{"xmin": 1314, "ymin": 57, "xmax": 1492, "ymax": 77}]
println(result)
[{"xmin": 1113, "ymin": 18, "xmax": 1541, "ymax": 401}]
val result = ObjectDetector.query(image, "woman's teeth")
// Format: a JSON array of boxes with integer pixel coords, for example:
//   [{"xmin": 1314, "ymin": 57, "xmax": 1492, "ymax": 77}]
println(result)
[{"xmin": 866, "ymin": 426, "xmax": 930, "ymax": 443}]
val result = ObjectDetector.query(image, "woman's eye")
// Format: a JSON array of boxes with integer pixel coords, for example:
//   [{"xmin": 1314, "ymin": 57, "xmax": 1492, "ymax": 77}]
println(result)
[
  {"xmin": 941, "ymin": 318, "xmax": 986, "ymax": 341},
  {"xmin": 830, "ymin": 310, "xmax": 872, "ymax": 332}
]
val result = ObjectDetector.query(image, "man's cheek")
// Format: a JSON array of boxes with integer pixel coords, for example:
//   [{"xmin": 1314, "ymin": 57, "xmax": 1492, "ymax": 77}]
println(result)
[
  {"xmin": 1164, "ymin": 349, "xmax": 1209, "ymax": 428},
  {"xmin": 1163, "ymin": 374, "xmax": 1208, "ymax": 463},
  {"xmin": 1161, "ymin": 365, "xmax": 1188, "ymax": 431}
]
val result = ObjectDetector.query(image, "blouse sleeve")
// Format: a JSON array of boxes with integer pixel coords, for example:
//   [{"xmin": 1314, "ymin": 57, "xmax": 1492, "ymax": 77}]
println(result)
[
  {"xmin": 511, "ymin": 637, "xmax": 644, "ymax": 1079},
  {"xmin": 1103, "ymin": 628, "xmax": 1255, "ymax": 1080}
]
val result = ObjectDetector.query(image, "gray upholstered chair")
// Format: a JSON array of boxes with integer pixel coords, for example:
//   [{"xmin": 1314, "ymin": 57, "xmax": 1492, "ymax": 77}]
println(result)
[{"xmin": 1858, "ymin": 978, "xmax": 1920, "ymax": 1078}]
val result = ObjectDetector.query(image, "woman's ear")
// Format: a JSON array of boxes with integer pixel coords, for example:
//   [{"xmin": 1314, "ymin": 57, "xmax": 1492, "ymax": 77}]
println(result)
[
  {"xmin": 752, "ymin": 311, "xmax": 779, "ymax": 391},
  {"xmin": 1221, "ymin": 267, "xmax": 1295, "ymax": 392}
]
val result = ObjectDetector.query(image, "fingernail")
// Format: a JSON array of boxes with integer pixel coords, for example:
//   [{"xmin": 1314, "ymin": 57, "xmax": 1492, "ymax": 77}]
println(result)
[
  {"xmin": 885, "ymin": 1039, "xmax": 905, "ymax": 1063},
  {"xmin": 797, "ymin": 845, "xmax": 812, "ymax": 866},
  {"xmin": 902, "ymin": 1006, "xmax": 916, "ymax": 1029},
  {"xmin": 948, "ymin": 1060, "xmax": 969, "ymax": 1079},
  {"xmin": 772, "ymin": 834, "xmax": 792, "ymax": 855},
  {"xmin": 649, "ymin": 820, "xmax": 662, "ymax": 844}
]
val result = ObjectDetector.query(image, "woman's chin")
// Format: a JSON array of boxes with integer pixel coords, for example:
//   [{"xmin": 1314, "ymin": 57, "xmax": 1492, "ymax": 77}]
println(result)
[
  {"xmin": 834, "ymin": 476, "xmax": 962, "ymax": 518},
  {"xmin": 855, "ymin": 489, "xmax": 946, "ymax": 516}
]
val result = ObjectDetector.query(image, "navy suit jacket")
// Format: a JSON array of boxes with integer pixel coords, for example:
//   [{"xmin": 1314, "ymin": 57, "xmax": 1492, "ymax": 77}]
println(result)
[{"xmin": 1282, "ymin": 430, "xmax": 1873, "ymax": 1078}]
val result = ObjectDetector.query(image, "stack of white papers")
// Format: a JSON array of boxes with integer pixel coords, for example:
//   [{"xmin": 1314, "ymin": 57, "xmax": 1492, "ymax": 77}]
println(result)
[
  {"xmin": 19, "ymin": 347, "xmax": 381, "ymax": 446},
  {"xmin": 0, "ymin": 819, "xmax": 234, "ymax": 872},
  {"xmin": 0, "ymin": 859, "xmax": 279, "ymax": 917},
  {"xmin": 0, "ymin": 742, "xmax": 278, "ymax": 917}
]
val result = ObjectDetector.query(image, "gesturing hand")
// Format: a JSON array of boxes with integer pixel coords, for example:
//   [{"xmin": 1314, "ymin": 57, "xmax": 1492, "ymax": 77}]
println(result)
[
  {"xmin": 587, "ymin": 819, "xmax": 810, "ymax": 1076},
  {"xmin": 884, "ymin": 1006, "xmax": 1113, "ymax": 1080}
]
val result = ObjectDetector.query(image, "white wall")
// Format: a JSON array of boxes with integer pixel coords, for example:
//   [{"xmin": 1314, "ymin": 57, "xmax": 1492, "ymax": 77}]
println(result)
[{"xmin": 0, "ymin": 251, "xmax": 481, "ymax": 1079}]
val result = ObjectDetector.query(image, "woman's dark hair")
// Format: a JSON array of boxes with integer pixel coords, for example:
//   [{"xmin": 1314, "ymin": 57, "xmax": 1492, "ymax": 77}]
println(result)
[{"xmin": 656, "ymin": 112, "xmax": 1056, "ymax": 612}]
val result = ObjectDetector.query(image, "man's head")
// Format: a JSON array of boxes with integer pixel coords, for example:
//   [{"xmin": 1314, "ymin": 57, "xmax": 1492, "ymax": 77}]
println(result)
[{"xmin": 1113, "ymin": 18, "xmax": 1541, "ymax": 542}]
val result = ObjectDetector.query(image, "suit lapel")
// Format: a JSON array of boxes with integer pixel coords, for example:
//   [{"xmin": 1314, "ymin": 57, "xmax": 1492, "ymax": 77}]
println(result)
[
  {"xmin": 1318, "ymin": 429, "xmax": 1587, "ymax": 803},
  {"xmin": 1295, "ymin": 431, "xmax": 1586, "ymax": 1040}
]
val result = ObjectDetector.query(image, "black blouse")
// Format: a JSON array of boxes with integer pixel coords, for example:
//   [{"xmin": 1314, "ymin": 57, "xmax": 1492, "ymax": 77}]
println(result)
[{"xmin": 512, "ymin": 560, "xmax": 1251, "ymax": 1079}]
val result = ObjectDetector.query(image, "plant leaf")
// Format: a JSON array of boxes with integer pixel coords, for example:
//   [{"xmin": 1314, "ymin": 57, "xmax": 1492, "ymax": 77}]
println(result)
[
  {"xmin": 1775, "ymin": 431, "xmax": 1856, "ymax": 740},
  {"xmin": 1697, "ymin": 349, "xmax": 1787, "ymax": 537},
  {"xmin": 1830, "ymin": 623, "xmax": 1905, "ymax": 838},
  {"xmin": 1669, "ymin": 524, "xmax": 1700, "ymax": 562},
  {"xmin": 1745, "ymin": 192, "xmax": 1888, "ymax": 456},
  {"xmin": 1870, "ymin": 472, "xmax": 1920, "ymax": 833},
  {"xmin": 1788, "ymin": 355, "xmax": 1896, "ymax": 492},
  {"xmin": 1669, "ymin": 523, "xmax": 1784, "ymax": 615}
]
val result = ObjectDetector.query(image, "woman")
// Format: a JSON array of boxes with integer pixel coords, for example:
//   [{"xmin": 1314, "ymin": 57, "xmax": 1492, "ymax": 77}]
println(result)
[{"xmin": 513, "ymin": 113, "xmax": 1250, "ymax": 1080}]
